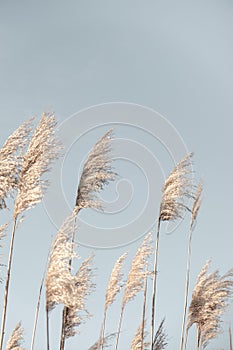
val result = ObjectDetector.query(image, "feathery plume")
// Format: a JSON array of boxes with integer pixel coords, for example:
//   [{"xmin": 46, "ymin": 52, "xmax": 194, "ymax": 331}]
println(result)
[
  {"xmin": 187, "ymin": 260, "xmax": 233, "ymax": 348},
  {"xmin": 159, "ymin": 153, "xmax": 194, "ymax": 222},
  {"xmin": 123, "ymin": 233, "xmax": 152, "ymax": 306},
  {"xmin": 6, "ymin": 322, "xmax": 25, "ymax": 350},
  {"xmin": 105, "ymin": 253, "xmax": 127, "ymax": 310},
  {"xmin": 0, "ymin": 223, "xmax": 8, "ymax": 239},
  {"xmin": 180, "ymin": 181, "xmax": 203, "ymax": 350},
  {"xmin": 115, "ymin": 234, "xmax": 152, "ymax": 350},
  {"xmin": 153, "ymin": 319, "xmax": 168, "ymax": 350},
  {"xmin": 130, "ymin": 322, "xmax": 149, "ymax": 350},
  {"xmin": 99, "ymin": 253, "xmax": 127, "ymax": 350},
  {"xmin": 0, "ymin": 118, "xmax": 33, "ymax": 209},
  {"xmin": 89, "ymin": 333, "xmax": 116, "ymax": 350},
  {"xmin": 46, "ymin": 213, "xmax": 77, "ymax": 312},
  {"xmin": 14, "ymin": 112, "xmax": 60, "ymax": 217},
  {"xmin": 63, "ymin": 255, "xmax": 96, "ymax": 339},
  {"xmin": 191, "ymin": 181, "xmax": 203, "ymax": 230},
  {"xmin": 75, "ymin": 129, "xmax": 116, "ymax": 210}
]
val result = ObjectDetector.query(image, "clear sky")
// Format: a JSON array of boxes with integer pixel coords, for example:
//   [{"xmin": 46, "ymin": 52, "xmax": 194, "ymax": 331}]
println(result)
[{"xmin": 1, "ymin": 1, "xmax": 233, "ymax": 349}]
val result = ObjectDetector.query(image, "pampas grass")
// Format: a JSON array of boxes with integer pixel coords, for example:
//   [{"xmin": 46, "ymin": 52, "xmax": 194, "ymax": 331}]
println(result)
[
  {"xmin": 1, "ymin": 115, "xmax": 233, "ymax": 350},
  {"xmin": 151, "ymin": 153, "xmax": 194, "ymax": 350},
  {"xmin": 75, "ymin": 129, "xmax": 116, "ymax": 211},
  {"xmin": 6, "ymin": 322, "xmax": 25, "ymax": 350},
  {"xmin": 0, "ymin": 118, "xmax": 33, "ymax": 210},
  {"xmin": 46, "ymin": 213, "xmax": 95, "ymax": 349},
  {"xmin": 187, "ymin": 260, "xmax": 233, "ymax": 349},
  {"xmin": 60, "ymin": 129, "xmax": 116, "ymax": 350},
  {"xmin": 153, "ymin": 319, "xmax": 167, "ymax": 350},
  {"xmin": 130, "ymin": 322, "xmax": 149, "ymax": 350},
  {"xmin": 180, "ymin": 181, "xmax": 203, "ymax": 350},
  {"xmin": 115, "ymin": 233, "xmax": 153, "ymax": 350},
  {"xmin": 99, "ymin": 252, "xmax": 127, "ymax": 350},
  {"xmin": 0, "ymin": 113, "xmax": 60, "ymax": 350}
]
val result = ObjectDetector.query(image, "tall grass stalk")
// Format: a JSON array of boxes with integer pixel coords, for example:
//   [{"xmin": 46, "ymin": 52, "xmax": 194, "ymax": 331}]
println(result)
[
  {"xmin": 0, "ymin": 217, "xmax": 17, "ymax": 350},
  {"xmin": 180, "ymin": 182, "xmax": 203, "ymax": 350},
  {"xmin": 30, "ymin": 251, "xmax": 50, "ymax": 350},
  {"xmin": 141, "ymin": 268, "xmax": 148, "ymax": 350},
  {"xmin": 150, "ymin": 153, "xmax": 193, "ymax": 350},
  {"xmin": 60, "ymin": 130, "xmax": 116, "ymax": 350},
  {"xmin": 229, "ymin": 324, "xmax": 232, "ymax": 350}
]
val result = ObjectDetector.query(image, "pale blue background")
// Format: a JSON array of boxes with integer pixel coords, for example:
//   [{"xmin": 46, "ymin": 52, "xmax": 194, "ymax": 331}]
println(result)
[{"xmin": 1, "ymin": 1, "xmax": 233, "ymax": 349}]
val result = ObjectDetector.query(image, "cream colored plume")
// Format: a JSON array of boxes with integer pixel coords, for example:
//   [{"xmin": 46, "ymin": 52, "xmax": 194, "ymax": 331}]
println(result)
[
  {"xmin": 14, "ymin": 112, "xmax": 60, "ymax": 217},
  {"xmin": 6, "ymin": 322, "xmax": 25, "ymax": 350},
  {"xmin": 75, "ymin": 129, "xmax": 116, "ymax": 210},
  {"xmin": 159, "ymin": 153, "xmax": 193, "ymax": 222}
]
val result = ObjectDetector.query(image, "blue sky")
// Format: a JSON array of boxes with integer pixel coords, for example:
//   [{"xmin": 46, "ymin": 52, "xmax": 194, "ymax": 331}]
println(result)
[{"xmin": 1, "ymin": 1, "xmax": 233, "ymax": 349}]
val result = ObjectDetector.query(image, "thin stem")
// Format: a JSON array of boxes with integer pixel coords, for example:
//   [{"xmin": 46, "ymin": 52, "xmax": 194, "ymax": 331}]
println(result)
[
  {"xmin": 99, "ymin": 308, "xmax": 107, "ymax": 350},
  {"xmin": 114, "ymin": 306, "xmax": 124, "ymax": 350},
  {"xmin": 229, "ymin": 324, "xmax": 232, "ymax": 350},
  {"xmin": 0, "ymin": 216, "xmax": 18, "ymax": 350},
  {"xmin": 60, "ymin": 210, "xmax": 78, "ymax": 350},
  {"xmin": 150, "ymin": 218, "xmax": 161, "ymax": 350},
  {"xmin": 30, "ymin": 252, "xmax": 50, "ymax": 350},
  {"xmin": 141, "ymin": 273, "xmax": 148, "ymax": 350},
  {"xmin": 196, "ymin": 327, "xmax": 201, "ymax": 350},
  {"xmin": 46, "ymin": 308, "xmax": 50, "ymax": 350},
  {"xmin": 184, "ymin": 325, "xmax": 189, "ymax": 350},
  {"xmin": 180, "ymin": 228, "xmax": 193, "ymax": 350}
]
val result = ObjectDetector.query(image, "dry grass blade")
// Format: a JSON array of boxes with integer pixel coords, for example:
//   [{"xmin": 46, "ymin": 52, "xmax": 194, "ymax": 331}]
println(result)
[
  {"xmin": 159, "ymin": 153, "xmax": 194, "ymax": 221},
  {"xmin": 6, "ymin": 322, "xmax": 25, "ymax": 350},
  {"xmin": 130, "ymin": 322, "xmax": 149, "ymax": 350},
  {"xmin": 14, "ymin": 112, "xmax": 60, "ymax": 217},
  {"xmin": 187, "ymin": 260, "xmax": 233, "ymax": 348},
  {"xmin": 153, "ymin": 319, "xmax": 168, "ymax": 350},
  {"xmin": 0, "ymin": 118, "xmax": 33, "ymax": 209},
  {"xmin": 123, "ymin": 233, "xmax": 152, "ymax": 306},
  {"xmin": 75, "ymin": 129, "xmax": 116, "ymax": 210}
]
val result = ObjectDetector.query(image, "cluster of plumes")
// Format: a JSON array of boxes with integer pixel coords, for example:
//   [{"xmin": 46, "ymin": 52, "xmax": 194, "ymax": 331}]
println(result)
[
  {"xmin": 0, "ymin": 119, "xmax": 33, "ymax": 209},
  {"xmin": 153, "ymin": 319, "xmax": 168, "ymax": 350},
  {"xmin": 104, "ymin": 252, "xmax": 128, "ymax": 311},
  {"xmin": 14, "ymin": 113, "xmax": 60, "ymax": 217},
  {"xmin": 75, "ymin": 129, "xmax": 116, "ymax": 210},
  {"xmin": 190, "ymin": 181, "xmax": 203, "ymax": 230},
  {"xmin": 130, "ymin": 322, "xmax": 149, "ymax": 350},
  {"xmin": 46, "ymin": 213, "xmax": 95, "ymax": 336},
  {"xmin": 187, "ymin": 260, "xmax": 233, "ymax": 348},
  {"xmin": 159, "ymin": 153, "xmax": 194, "ymax": 222},
  {"xmin": 6, "ymin": 322, "xmax": 25, "ymax": 350},
  {"xmin": 122, "ymin": 233, "xmax": 153, "ymax": 307}
]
